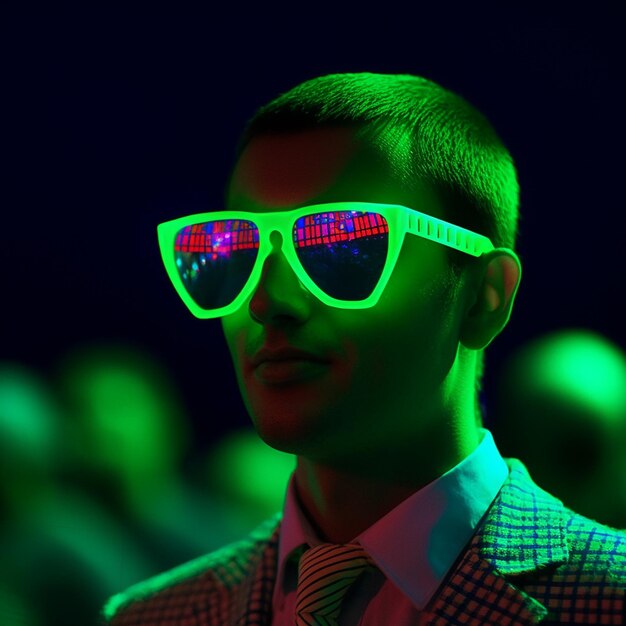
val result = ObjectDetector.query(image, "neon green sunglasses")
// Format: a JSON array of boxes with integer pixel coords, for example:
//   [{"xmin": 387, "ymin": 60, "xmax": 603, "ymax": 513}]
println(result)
[{"xmin": 157, "ymin": 201, "xmax": 494, "ymax": 319}]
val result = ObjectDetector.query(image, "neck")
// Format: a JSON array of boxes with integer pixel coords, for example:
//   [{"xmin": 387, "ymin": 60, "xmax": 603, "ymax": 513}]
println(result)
[{"xmin": 293, "ymin": 417, "xmax": 481, "ymax": 544}]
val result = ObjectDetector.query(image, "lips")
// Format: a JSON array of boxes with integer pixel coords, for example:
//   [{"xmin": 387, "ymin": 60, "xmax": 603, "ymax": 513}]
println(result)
[
  {"xmin": 254, "ymin": 358, "xmax": 330, "ymax": 384},
  {"xmin": 251, "ymin": 346, "xmax": 331, "ymax": 368}
]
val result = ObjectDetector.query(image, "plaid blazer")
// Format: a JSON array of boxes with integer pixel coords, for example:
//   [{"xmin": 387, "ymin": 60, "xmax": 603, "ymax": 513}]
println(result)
[{"xmin": 101, "ymin": 458, "xmax": 626, "ymax": 625}]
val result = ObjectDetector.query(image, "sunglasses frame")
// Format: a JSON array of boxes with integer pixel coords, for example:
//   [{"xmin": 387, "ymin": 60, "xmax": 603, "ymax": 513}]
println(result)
[{"xmin": 157, "ymin": 201, "xmax": 495, "ymax": 319}]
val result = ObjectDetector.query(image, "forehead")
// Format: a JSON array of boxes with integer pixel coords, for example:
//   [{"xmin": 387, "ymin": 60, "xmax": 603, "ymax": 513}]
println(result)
[
  {"xmin": 228, "ymin": 127, "xmax": 358, "ymax": 208},
  {"xmin": 226, "ymin": 126, "xmax": 444, "ymax": 217}
]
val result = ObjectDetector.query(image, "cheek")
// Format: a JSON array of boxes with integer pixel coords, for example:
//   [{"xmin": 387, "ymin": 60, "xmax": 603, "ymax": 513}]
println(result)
[
  {"xmin": 380, "ymin": 238, "xmax": 460, "ymax": 343},
  {"xmin": 221, "ymin": 315, "xmax": 248, "ymax": 375},
  {"xmin": 221, "ymin": 311, "xmax": 245, "ymax": 345},
  {"xmin": 338, "ymin": 270, "xmax": 460, "ymax": 398}
]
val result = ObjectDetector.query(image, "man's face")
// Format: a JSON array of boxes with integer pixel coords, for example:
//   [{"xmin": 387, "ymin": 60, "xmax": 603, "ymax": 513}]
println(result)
[{"xmin": 221, "ymin": 126, "xmax": 469, "ymax": 471}]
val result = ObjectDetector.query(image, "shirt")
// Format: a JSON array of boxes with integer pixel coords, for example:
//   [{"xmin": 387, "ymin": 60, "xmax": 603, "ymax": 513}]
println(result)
[{"xmin": 270, "ymin": 427, "xmax": 510, "ymax": 625}]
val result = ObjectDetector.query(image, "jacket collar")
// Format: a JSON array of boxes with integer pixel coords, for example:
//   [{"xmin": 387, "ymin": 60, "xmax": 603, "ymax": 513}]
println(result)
[
  {"xmin": 475, "ymin": 457, "xmax": 568, "ymax": 574},
  {"xmin": 421, "ymin": 457, "xmax": 568, "ymax": 625},
  {"xmin": 237, "ymin": 457, "xmax": 568, "ymax": 625}
]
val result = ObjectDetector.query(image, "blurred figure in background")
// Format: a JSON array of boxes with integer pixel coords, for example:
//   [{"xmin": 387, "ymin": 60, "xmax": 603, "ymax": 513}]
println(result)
[
  {"xmin": 0, "ymin": 580, "xmax": 42, "ymax": 626},
  {"xmin": 492, "ymin": 328, "xmax": 626, "ymax": 529},
  {"xmin": 200, "ymin": 427, "xmax": 296, "ymax": 532},
  {"xmin": 0, "ymin": 362, "xmax": 154, "ymax": 626},
  {"xmin": 56, "ymin": 343, "xmax": 253, "ymax": 575}
]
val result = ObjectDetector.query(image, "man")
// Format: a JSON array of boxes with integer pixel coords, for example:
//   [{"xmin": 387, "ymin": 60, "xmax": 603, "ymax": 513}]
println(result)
[{"xmin": 102, "ymin": 72, "xmax": 626, "ymax": 625}]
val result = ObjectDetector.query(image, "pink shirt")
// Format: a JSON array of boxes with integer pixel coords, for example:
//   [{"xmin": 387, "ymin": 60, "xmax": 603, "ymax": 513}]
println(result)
[{"xmin": 270, "ymin": 428, "xmax": 509, "ymax": 625}]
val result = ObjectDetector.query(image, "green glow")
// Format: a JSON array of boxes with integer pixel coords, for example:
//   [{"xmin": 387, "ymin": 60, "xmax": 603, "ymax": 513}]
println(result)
[
  {"xmin": 0, "ymin": 364, "xmax": 59, "ymax": 468},
  {"xmin": 0, "ymin": 582, "xmax": 41, "ymax": 626},
  {"xmin": 158, "ymin": 201, "xmax": 496, "ymax": 319},
  {"xmin": 494, "ymin": 329, "xmax": 626, "ymax": 527},
  {"xmin": 205, "ymin": 428, "xmax": 296, "ymax": 516},
  {"xmin": 57, "ymin": 345, "xmax": 189, "ymax": 480},
  {"xmin": 519, "ymin": 330, "xmax": 626, "ymax": 422}
]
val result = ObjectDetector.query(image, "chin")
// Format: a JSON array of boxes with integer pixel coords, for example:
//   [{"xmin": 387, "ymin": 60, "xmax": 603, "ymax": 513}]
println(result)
[
  {"xmin": 250, "ymin": 414, "xmax": 314, "ymax": 455},
  {"xmin": 249, "ymin": 404, "xmax": 338, "ymax": 458}
]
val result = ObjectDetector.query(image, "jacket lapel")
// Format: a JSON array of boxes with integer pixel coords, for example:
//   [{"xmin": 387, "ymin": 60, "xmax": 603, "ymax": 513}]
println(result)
[{"xmin": 421, "ymin": 457, "xmax": 569, "ymax": 625}]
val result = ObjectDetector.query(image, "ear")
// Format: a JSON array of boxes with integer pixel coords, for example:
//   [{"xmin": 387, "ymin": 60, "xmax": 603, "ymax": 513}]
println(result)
[{"xmin": 459, "ymin": 249, "xmax": 522, "ymax": 350}]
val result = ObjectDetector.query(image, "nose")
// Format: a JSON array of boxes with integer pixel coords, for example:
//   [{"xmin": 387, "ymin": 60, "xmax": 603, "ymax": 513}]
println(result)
[{"xmin": 248, "ymin": 230, "xmax": 312, "ymax": 323}]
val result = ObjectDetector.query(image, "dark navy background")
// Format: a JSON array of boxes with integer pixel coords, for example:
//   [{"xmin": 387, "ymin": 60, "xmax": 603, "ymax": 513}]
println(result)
[{"xmin": 8, "ymin": 5, "xmax": 625, "ymax": 446}]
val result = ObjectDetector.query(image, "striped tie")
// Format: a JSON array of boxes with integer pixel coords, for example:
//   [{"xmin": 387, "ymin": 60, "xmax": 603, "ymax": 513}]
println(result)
[{"xmin": 295, "ymin": 543, "xmax": 376, "ymax": 626}]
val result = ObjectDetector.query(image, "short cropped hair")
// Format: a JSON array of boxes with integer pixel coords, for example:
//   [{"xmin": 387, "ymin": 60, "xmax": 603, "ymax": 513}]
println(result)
[{"xmin": 232, "ymin": 72, "xmax": 522, "ymax": 422}]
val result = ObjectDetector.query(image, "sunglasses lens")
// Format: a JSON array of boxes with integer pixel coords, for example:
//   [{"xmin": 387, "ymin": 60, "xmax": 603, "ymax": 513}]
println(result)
[
  {"xmin": 172, "ymin": 211, "xmax": 389, "ymax": 312},
  {"xmin": 293, "ymin": 211, "xmax": 389, "ymax": 300},
  {"xmin": 174, "ymin": 219, "xmax": 259, "ymax": 310}
]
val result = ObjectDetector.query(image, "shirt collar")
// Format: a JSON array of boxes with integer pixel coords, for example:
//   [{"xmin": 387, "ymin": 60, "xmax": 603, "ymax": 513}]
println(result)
[{"xmin": 273, "ymin": 427, "xmax": 509, "ymax": 610}]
